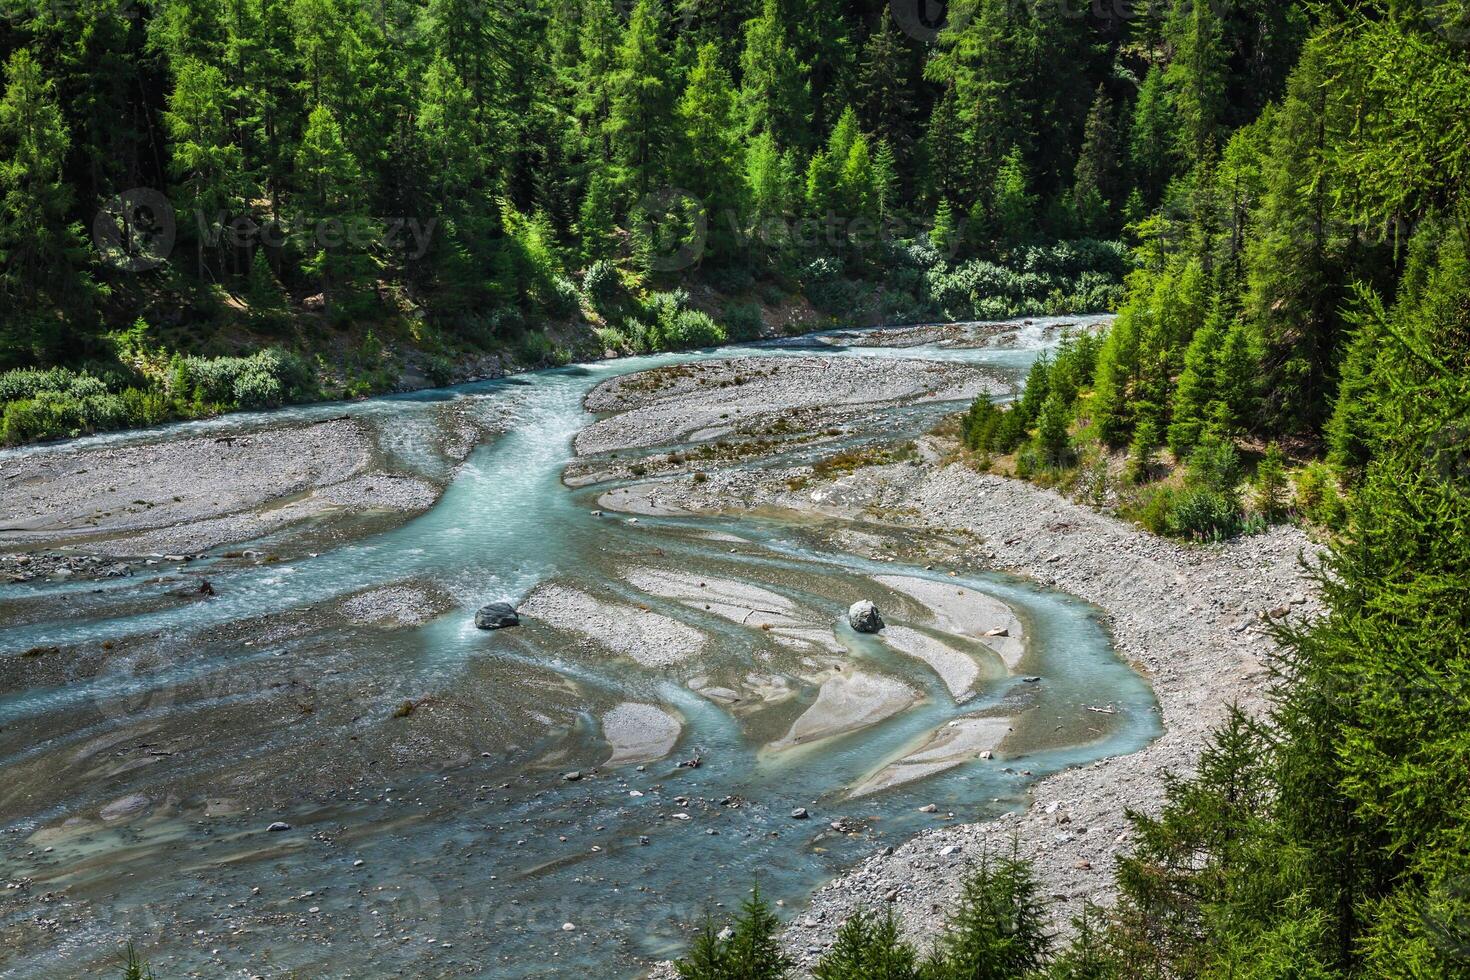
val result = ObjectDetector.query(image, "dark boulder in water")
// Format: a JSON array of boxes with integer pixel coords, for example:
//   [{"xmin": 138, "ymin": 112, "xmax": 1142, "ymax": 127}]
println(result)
[{"xmin": 474, "ymin": 602, "xmax": 520, "ymax": 630}]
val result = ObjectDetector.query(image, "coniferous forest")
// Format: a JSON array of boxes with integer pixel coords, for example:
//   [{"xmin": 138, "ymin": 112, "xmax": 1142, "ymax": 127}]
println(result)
[{"xmin": 4, "ymin": 0, "xmax": 1470, "ymax": 976}]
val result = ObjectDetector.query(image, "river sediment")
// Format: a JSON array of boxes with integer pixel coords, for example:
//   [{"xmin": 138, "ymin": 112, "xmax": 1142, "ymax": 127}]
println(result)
[{"xmin": 0, "ymin": 316, "xmax": 1276, "ymax": 979}]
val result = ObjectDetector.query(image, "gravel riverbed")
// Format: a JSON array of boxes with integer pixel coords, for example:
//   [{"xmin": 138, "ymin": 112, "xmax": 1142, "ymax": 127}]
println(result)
[{"xmin": 591, "ymin": 440, "xmax": 1323, "ymax": 973}]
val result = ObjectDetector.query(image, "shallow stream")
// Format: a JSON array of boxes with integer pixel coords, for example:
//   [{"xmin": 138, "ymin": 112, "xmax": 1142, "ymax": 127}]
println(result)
[{"xmin": 0, "ymin": 316, "xmax": 1159, "ymax": 978}]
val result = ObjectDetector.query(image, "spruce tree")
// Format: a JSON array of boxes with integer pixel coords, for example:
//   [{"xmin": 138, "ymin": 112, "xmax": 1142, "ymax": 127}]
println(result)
[
  {"xmin": 814, "ymin": 909, "xmax": 918, "ymax": 980},
  {"xmin": 0, "ymin": 50, "xmax": 88, "ymax": 330},
  {"xmin": 925, "ymin": 850, "xmax": 1051, "ymax": 979},
  {"xmin": 606, "ymin": 0, "xmax": 674, "ymax": 202},
  {"xmin": 738, "ymin": 0, "xmax": 809, "ymax": 149}
]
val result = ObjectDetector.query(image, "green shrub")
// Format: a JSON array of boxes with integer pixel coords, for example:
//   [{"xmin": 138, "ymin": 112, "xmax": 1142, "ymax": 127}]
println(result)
[
  {"xmin": 666, "ymin": 308, "xmax": 727, "ymax": 348},
  {"xmin": 1186, "ymin": 433, "xmax": 1242, "ymax": 495},
  {"xmin": 1167, "ymin": 486, "xmax": 1241, "ymax": 541},
  {"xmin": 723, "ymin": 302, "xmax": 764, "ymax": 341},
  {"xmin": 547, "ymin": 275, "xmax": 582, "ymax": 317},
  {"xmin": 584, "ymin": 260, "xmax": 622, "ymax": 311},
  {"xmin": 1131, "ymin": 485, "xmax": 1175, "ymax": 535},
  {"xmin": 185, "ymin": 349, "xmax": 314, "ymax": 407},
  {"xmin": 1294, "ymin": 461, "xmax": 1347, "ymax": 529}
]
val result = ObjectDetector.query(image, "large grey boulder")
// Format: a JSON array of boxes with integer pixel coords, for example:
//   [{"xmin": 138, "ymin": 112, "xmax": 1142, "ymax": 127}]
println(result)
[
  {"xmin": 847, "ymin": 600, "xmax": 885, "ymax": 633},
  {"xmin": 474, "ymin": 602, "xmax": 520, "ymax": 630}
]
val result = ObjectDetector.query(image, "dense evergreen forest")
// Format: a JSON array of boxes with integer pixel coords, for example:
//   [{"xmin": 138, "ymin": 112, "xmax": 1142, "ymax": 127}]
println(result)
[{"xmin": 3, "ymin": 0, "xmax": 1301, "ymax": 441}]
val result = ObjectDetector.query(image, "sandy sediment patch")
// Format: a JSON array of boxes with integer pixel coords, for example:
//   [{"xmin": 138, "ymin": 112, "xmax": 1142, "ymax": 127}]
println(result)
[
  {"xmin": 597, "ymin": 485, "xmax": 692, "ymax": 516},
  {"xmin": 876, "ymin": 574, "xmax": 1026, "ymax": 670},
  {"xmin": 879, "ymin": 625, "xmax": 996, "ymax": 701},
  {"xmin": 625, "ymin": 567, "xmax": 841, "ymax": 652},
  {"xmin": 576, "ymin": 357, "xmax": 996, "ymax": 456},
  {"xmin": 336, "ymin": 582, "xmax": 453, "ymax": 629},
  {"xmin": 0, "ymin": 418, "xmax": 442, "ymax": 556},
  {"xmin": 768, "ymin": 671, "xmax": 918, "ymax": 751},
  {"xmin": 688, "ymin": 672, "xmax": 798, "ymax": 711},
  {"xmin": 601, "ymin": 702, "xmax": 683, "ymax": 766},
  {"xmin": 519, "ymin": 583, "xmax": 705, "ymax": 667},
  {"xmin": 850, "ymin": 714, "xmax": 1013, "ymax": 797}
]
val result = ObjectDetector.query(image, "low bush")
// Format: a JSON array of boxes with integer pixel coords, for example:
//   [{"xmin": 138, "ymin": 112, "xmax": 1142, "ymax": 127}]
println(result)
[
  {"xmin": 0, "ymin": 348, "xmax": 317, "ymax": 445},
  {"xmin": 722, "ymin": 302, "xmax": 764, "ymax": 341},
  {"xmin": 1167, "ymin": 485, "xmax": 1242, "ymax": 541},
  {"xmin": 583, "ymin": 260, "xmax": 622, "ymax": 312}
]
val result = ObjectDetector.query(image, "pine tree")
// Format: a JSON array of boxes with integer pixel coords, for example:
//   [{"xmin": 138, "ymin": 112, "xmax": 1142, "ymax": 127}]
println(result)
[
  {"xmin": 930, "ymin": 198, "xmax": 956, "ymax": 256},
  {"xmin": 1036, "ymin": 390, "xmax": 1071, "ymax": 467},
  {"xmin": 1254, "ymin": 441, "xmax": 1288, "ymax": 521},
  {"xmin": 739, "ymin": 0, "xmax": 809, "ymax": 149},
  {"xmin": 1072, "ymin": 86, "xmax": 1119, "ymax": 237},
  {"xmin": 677, "ymin": 43, "xmax": 744, "ymax": 263},
  {"xmin": 925, "ymin": 850, "xmax": 1051, "ymax": 979},
  {"xmin": 871, "ymin": 140, "xmax": 898, "ymax": 223},
  {"xmin": 1163, "ymin": 0, "xmax": 1226, "ymax": 166},
  {"xmin": 164, "ymin": 58, "xmax": 244, "ymax": 278},
  {"xmin": 294, "ymin": 104, "xmax": 366, "ymax": 314},
  {"xmin": 1127, "ymin": 413, "xmax": 1162, "ymax": 484},
  {"xmin": 854, "ymin": 11, "xmax": 922, "ymax": 165},
  {"xmin": 1167, "ymin": 317, "xmax": 1222, "ymax": 457},
  {"xmin": 732, "ymin": 888, "xmax": 784, "ymax": 973},
  {"xmin": 0, "ymin": 50, "xmax": 88, "ymax": 328},
  {"xmin": 577, "ymin": 171, "xmax": 618, "ymax": 265},
  {"xmin": 1243, "ymin": 36, "xmax": 1346, "ymax": 433},
  {"xmin": 572, "ymin": 0, "xmax": 620, "ymax": 162},
  {"xmin": 746, "ymin": 130, "xmax": 794, "ymax": 251},
  {"xmin": 992, "ymin": 146, "xmax": 1035, "ymax": 244},
  {"xmin": 814, "ymin": 909, "xmax": 918, "ymax": 980},
  {"xmin": 1044, "ymin": 905, "xmax": 1120, "ymax": 980},
  {"xmin": 1128, "ymin": 66, "xmax": 1174, "ymax": 205},
  {"xmin": 605, "ymin": 0, "xmax": 674, "ymax": 202},
  {"xmin": 417, "ymin": 56, "xmax": 483, "ymax": 210}
]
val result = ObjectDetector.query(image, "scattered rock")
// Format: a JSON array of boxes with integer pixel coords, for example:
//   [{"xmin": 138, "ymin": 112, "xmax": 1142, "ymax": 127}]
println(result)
[
  {"xmin": 474, "ymin": 601, "xmax": 520, "ymax": 630},
  {"xmin": 266, "ymin": 821, "xmax": 291, "ymax": 833},
  {"xmin": 561, "ymin": 771, "xmax": 582, "ymax": 782},
  {"xmin": 847, "ymin": 600, "xmax": 885, "ymax": 633},
  {"xmin": 918, "ymin": 803, "xmax": 937, "ymax": 813},
  {"xmin": 790, "ymin": 807, "xmax": 810, "ymax": 820},
  {"xmin": 100, "ymin": 795, "xmax": 150, "ymax": 822}
]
